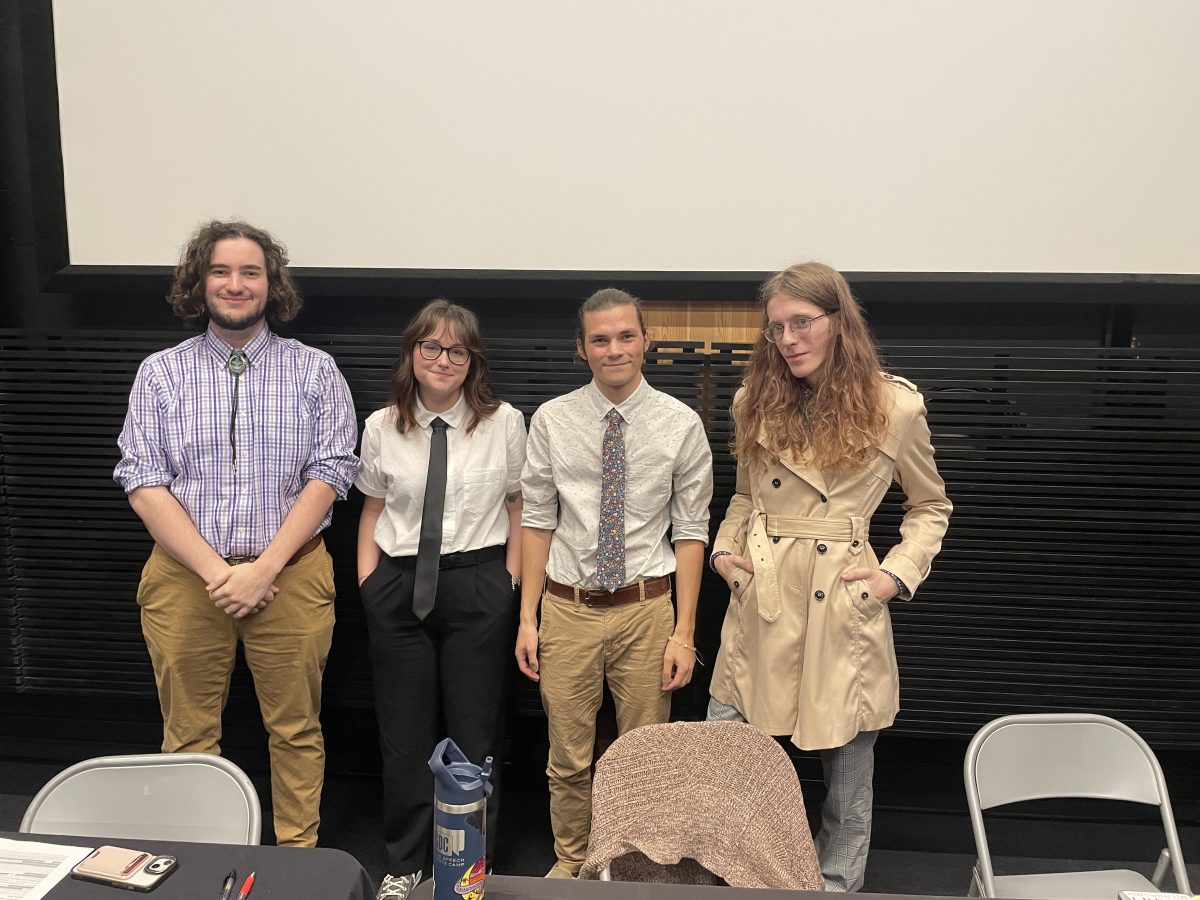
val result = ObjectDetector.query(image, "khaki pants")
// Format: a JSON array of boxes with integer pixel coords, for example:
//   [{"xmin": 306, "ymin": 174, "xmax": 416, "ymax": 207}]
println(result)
[
  {"xmin": 538, "ymin": 586, "xmax": 674, "ymax": 873},
  {"xmin": 137, "ymin": 543, "xmax": 335, "ymax": 847}
]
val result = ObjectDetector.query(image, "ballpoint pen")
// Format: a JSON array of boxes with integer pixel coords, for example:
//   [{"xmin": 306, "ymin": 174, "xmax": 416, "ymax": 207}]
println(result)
[
  {"xmin": 219, "ymin": 869, "xmax": 237, "ymax": 900},
  {"xmin": 236, "ymin": 871, "xmax": 256, "ymax": 900}
]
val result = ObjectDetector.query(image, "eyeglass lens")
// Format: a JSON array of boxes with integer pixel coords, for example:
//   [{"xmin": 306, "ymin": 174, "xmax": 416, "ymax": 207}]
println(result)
[{"xmin": 418, "ymin": 341, "xmax": 470, "ymax": 364}]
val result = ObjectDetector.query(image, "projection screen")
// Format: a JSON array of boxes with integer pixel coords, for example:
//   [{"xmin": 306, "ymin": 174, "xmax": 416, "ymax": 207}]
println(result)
[{"xmin": 49, "ymin": 0, "xmax": 1200, "ymax": 275}]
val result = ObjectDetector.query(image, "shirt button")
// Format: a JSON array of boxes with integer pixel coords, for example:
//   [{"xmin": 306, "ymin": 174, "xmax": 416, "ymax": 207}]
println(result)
[
  {"xmin": 817, "ymin": 544, "xmax": 827, "ymax": 554},
  {"xmin": 772, "ymin": 478, "xmax": 782, "ymax": 488},
  {"xmin": 814, "ymin": 590, "xmax": 825, "ymax": 601},
  {"xmin": 772, "ymin": 536, "xmax": 780, "ymax": 544}
]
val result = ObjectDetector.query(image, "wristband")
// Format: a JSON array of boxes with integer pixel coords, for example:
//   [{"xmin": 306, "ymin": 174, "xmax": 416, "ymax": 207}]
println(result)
[
  {"xmin": 879, "ymin": 568, "xmax": 909, "ymax": 599},
  {"xmin": 708, "ymin": 551, "xmax": 732, "ymax": 573}
]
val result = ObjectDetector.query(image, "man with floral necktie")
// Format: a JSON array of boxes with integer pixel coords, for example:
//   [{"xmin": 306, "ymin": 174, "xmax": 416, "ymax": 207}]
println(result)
[
  {"xmin": 114, "ymin": 220, "xmax": 359, "ymax": 847},
  {"xmin": 516, "ymin": 288, "xmax": 713, "ymax": 878}
]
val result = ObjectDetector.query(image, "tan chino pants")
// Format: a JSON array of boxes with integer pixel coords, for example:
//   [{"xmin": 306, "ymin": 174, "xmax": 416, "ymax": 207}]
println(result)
[
  {"xmin": 137, "ymin": 543, "xmax": 335, "ymax": 847},
  {"xmin": 538, "ymin": 585, "xmax": 674, "ymax": 874}
]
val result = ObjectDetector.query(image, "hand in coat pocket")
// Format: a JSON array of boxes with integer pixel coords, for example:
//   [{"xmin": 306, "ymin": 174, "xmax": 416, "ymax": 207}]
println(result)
[
  {"xmin": 841, "ymin": 566, "xmax": 901, "ymax": 603},
  {"xmin": 714, "ymin": 553, "xmax": 754, "ymax": 593}
]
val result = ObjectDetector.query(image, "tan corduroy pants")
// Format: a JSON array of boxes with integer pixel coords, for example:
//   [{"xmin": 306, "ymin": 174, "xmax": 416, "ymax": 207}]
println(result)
[
  {"xmin": 137, "ymin": 543, "xmax": 335, "ymax": 847},
  {"xmin": 538, "ymin": 586, "xmax": 674, "ymax": 874}
]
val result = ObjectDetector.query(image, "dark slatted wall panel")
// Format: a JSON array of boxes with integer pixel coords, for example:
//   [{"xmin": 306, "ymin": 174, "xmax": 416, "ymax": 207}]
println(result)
[
  {"xmin": 881, "ymin": 346, "xmax": 1200, "ymax": 747},
  {"xmin": 2, "ymin": 332, "xmax": 1198, "ymax": 746}
]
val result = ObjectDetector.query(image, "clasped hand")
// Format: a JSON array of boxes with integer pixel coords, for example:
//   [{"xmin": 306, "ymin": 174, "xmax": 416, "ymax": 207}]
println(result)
[{"xmin": 207, "ymin": 561, "xmax": 279, "ymax": 618}]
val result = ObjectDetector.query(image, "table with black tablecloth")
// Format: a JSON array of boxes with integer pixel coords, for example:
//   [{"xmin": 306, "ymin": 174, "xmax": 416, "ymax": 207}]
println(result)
[
  {"xmin": 413, "ymin": 874, "xmax": 944, "ymax": 900},
  {"xmin": 5, "ymin": 831, "xmax": 374, "ymax": 900}
]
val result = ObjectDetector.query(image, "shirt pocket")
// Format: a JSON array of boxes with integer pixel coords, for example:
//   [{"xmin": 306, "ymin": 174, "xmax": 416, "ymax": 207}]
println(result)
[
  {"xmin": 463, "ymin": 467, "xmax": 504, "ymax": 515},
  {"xmin": 623, "ymin": 461, "xmax": 673, "ymax": 516}
]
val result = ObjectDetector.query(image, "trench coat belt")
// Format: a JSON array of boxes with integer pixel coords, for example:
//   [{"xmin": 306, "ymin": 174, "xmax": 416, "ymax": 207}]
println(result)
[{"xmin": 744, "ymin": 512, "xmax": 868, "ymax": 623}]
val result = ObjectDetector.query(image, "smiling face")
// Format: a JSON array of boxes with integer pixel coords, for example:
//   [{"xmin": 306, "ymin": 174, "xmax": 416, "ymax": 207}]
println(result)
[
  {"xmin": 765, "ymin": 293, "xmax": 835, "ymax": 384},
  {"xmin": 577, "ymin": 303, "xmax": 650, "ymax": 404},
  {"xmin": 413, "ymin": 319, "xmax": 471, "ymax": 412},
  {"xmin": 204, "ymin": 237, "xmax": 269, "ymax": 347}
]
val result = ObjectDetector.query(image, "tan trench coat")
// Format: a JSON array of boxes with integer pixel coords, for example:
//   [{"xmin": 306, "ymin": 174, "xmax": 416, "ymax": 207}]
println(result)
[{"xmin": 709, "ymin": 374, "xmax": 952, "ymax": 751}]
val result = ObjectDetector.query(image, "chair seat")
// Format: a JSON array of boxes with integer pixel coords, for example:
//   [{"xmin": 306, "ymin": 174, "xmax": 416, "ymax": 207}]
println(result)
[{"xmin": 992, "ymin": 869, "xmax": 1158, "ymax": 900}]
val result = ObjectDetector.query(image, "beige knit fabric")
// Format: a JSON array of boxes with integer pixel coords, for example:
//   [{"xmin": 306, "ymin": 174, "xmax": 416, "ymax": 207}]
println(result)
[{"xmin": 578, "ymin": 720, "xmax": 823, "ymax": 889}]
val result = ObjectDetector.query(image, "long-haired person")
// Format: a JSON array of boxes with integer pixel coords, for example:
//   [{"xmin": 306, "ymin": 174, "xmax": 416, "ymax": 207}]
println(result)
[
  {"xmin": 707, "ymin": 263, "xmax": 951, "ymax": 892},
  {"xmin": 355, "ymin": 300, "xmax": 526, "ymax": 900}
]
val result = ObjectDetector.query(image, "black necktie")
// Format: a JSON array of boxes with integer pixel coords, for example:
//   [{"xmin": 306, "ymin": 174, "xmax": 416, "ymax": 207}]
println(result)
[{"xmin": 412, "ymin": 417, "xmax": 449, "ymax": 620}]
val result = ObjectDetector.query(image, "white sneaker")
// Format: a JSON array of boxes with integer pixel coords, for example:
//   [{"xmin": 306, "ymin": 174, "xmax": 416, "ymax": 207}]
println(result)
[{"xmin": 377, "ymin": 872, "xmax": 422, "ymax": 900}]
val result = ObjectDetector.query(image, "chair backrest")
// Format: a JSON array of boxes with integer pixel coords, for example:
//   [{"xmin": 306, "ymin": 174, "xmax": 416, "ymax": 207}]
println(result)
[
  {"xmin": 579, "ymin": 720, "xmax": 823, "ymax": 890},
  {"xmin": 964, "ymin": 713, "xmax": 1189, "ymax": 895},
  {"xmin": 20, "ymin": 752, "xmax": 262, "ymax": 845}
]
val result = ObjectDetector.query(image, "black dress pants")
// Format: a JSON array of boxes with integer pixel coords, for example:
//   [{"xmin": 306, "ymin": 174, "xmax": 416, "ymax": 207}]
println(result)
[{"xmin": 360, "ymin": 548, "xmax": 516, "ymax": 877}]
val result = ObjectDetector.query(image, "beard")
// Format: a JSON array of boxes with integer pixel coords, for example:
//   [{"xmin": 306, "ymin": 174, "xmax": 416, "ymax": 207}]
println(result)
[{"xmin": 207, "ymin": 300, "xmax": 267, "ymax": 333}]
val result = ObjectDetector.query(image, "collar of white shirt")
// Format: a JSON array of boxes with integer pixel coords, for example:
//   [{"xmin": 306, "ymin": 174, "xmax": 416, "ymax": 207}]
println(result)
[
  {"xmin": 583, "ymin": 375, "xmax": 650, "ymax": 422},
  {"xmin": 414, "ymin": 392, "xmax": 466, "ymax": 430}
]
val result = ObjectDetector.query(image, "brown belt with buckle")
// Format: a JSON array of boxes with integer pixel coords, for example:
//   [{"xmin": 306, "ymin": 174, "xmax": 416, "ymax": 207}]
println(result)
[
  {"xmin": 545, "ymin": 575, "xmax": 672, "ymax": 607},
  {"xmin": 225, "ymin": 534, "xmax": 323, "ymax": 568}
]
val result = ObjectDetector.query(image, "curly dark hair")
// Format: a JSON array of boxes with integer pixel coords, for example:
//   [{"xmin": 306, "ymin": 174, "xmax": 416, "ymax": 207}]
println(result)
[{"xmin": 166, "ymin": 220, "xmax": 303, "ymax": 328}]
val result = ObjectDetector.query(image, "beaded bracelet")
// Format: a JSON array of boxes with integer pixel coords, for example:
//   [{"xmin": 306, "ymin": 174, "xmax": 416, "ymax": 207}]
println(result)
[{"xmin": 668, "ymin": 635, "xmax": 705, "ymax": 667}]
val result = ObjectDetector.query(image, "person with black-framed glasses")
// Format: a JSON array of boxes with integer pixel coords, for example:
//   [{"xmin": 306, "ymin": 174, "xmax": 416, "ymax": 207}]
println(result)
[{"xmin": 355, "ymin": 299, "xmax": 526, "ymax": 900}]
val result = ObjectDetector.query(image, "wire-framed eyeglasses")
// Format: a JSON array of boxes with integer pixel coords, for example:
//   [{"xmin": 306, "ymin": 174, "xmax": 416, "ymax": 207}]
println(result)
[
  {"xmin": 763, "ymin": 311, "xmax": 836, "ymax": 343},
  {"xmin": 417, "ymin": 340, "xmax": 471, "ymax": 365}
]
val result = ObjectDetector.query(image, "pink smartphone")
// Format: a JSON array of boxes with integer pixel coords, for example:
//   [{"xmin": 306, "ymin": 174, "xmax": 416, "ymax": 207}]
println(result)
[{"xmin": 72, "ymin": 845, "xmax": 178, "ymax": 892}]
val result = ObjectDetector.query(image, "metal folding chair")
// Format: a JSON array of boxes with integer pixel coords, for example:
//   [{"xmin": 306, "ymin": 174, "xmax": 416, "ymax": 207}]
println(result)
[
  {"xmin": 20, "ymin": 752, "xmax": 262, "ymax": 845},
  {"xmin": 965, "ymin": 713, "xmax": 1191, "ymax": 899}
]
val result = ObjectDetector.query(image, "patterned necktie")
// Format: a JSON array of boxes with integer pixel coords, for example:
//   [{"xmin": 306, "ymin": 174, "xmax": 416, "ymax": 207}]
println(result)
[
  {"xmin": 227, "ymin": 350, "xmax": 247, "ymax": 472},
  {"xmin": 412, "ymin": 417, "xmax": 449, "ymax": 620},
  {"xmin": 596, "ymin": 408, "xmax": 626, "ymax": 592}
]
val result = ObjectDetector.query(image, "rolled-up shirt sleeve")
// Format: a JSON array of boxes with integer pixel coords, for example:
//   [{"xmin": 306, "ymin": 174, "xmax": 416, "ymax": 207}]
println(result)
[
  {"xmin": 302, "ymin": 358, "xmax": 361, "ymax": 499},
  {"xmin": 353, "ymin": 412, "xmax": 388, "ymax": 499},
  {"xmin": 669, "ymin": 414, "xmax": 713, "ymax": 544},
  {"xmin": 520, "ymin": 408, "xmax": 559, "ymax": 530},
  {"xmin": 505, "ymin": 406, "xmax": 528, "ymax": 493},
  {"xmin": 114, "ymin": 360, "xmax": 176, "ymax": 494}
]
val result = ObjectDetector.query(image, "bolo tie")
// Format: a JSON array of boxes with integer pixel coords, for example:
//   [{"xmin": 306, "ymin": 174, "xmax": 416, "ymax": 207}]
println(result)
[{"xmin": 227, "ymin": 350, "xmax": 247, "ymax": 472}]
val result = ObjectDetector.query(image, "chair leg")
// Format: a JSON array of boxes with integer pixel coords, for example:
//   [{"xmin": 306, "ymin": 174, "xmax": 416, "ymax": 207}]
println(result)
[
  {"xmin": 1150, "ymin": 848, "xmax": 1170, "ymax": 889},
  {"xmin": 599, "ymin": 867, "xmax": 611, "ymax": 882},
  {"xmin": 968, "ymin": 865, "xmax": 982, "ymax": 897}
]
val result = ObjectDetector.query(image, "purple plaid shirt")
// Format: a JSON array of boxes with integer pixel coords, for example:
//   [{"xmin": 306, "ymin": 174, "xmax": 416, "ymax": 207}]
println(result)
[{"xmin": 114, "ymin": 326, "xmax": 360, "ymax": 558}]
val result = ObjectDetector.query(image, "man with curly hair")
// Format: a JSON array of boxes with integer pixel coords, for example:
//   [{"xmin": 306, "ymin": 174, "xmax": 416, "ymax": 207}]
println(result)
[{"xmin": 114, "ymin": 220, "xmax": 359, "ymax": 847}]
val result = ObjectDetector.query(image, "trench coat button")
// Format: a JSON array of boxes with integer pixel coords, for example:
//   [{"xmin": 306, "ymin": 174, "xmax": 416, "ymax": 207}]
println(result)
[
  {"xmin": 819, "ymin": 494, "xmax": 828, "ymax": 503},
  {"xmin": 814, "ymin": 590, "xmax": 825, "ymax": 601},
  {"xmin": 852, "ymin": 540, "xmax": 860, "ymax": 547},
  {"xmin": 772, "ymin": 536, "xmax": 780, "ymax": 543},
  {"xmin": 861, "ymin": 591, "xmax": 869, "ymax": 600},
  {"xmin": 733, "ymin": 580, "xmax": 740, "ymax": 589},
  {"xmin": 817, "ymin": 543, "xmax": 827, "ymax": 554},
  {"xmin": 772, "ymin": 478, "xmax": 782, "ymax": 488}
]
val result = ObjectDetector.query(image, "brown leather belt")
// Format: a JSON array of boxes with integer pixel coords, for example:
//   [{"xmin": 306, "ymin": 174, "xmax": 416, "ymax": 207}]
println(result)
[
  {"xmin": 225, "ymin": 534, "xmax": 323, "ymax": 568},
  {"xmin": 545, "ymin": 575, "xmax": 672, "ymax": 608}
]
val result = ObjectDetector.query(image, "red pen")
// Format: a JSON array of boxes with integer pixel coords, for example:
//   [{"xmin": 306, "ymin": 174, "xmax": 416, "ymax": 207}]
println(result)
[{"xmin": 236, "ymin": 871, "xmax": 256, "ymax": 900}]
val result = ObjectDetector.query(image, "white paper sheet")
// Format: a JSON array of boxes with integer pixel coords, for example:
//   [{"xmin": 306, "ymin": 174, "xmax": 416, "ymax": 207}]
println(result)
[{"xmin": 0, "ymin": 837, "xmax": 93, "ymax": 900}]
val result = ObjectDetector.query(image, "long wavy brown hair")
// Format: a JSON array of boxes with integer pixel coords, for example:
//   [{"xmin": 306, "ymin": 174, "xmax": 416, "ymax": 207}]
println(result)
[
  {"xmin": 388, "ymin": 299, "xmax": 500, "ymax": 435},
  {"xmin": 167, "ymin": 220, "xmax": 303, "ymax": 328},
  {"xmin": 734, "ymin": 262, "xmax": 887, "ymax": 473}
]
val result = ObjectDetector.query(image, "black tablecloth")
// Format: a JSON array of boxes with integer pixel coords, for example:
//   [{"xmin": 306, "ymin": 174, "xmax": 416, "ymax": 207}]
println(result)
[
  {"xmin": 5, "ymin": 831, "xmax": 375, "ymax": 900},
  {"xmin": 412, "ymin": 874, "xmax": 927, "ymax": 899}
]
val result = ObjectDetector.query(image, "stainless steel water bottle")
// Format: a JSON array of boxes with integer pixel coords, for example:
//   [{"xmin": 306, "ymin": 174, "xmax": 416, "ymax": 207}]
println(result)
[{"xmin": 428, "ymin": 737, "xmax": 492, "ymax": 900}]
